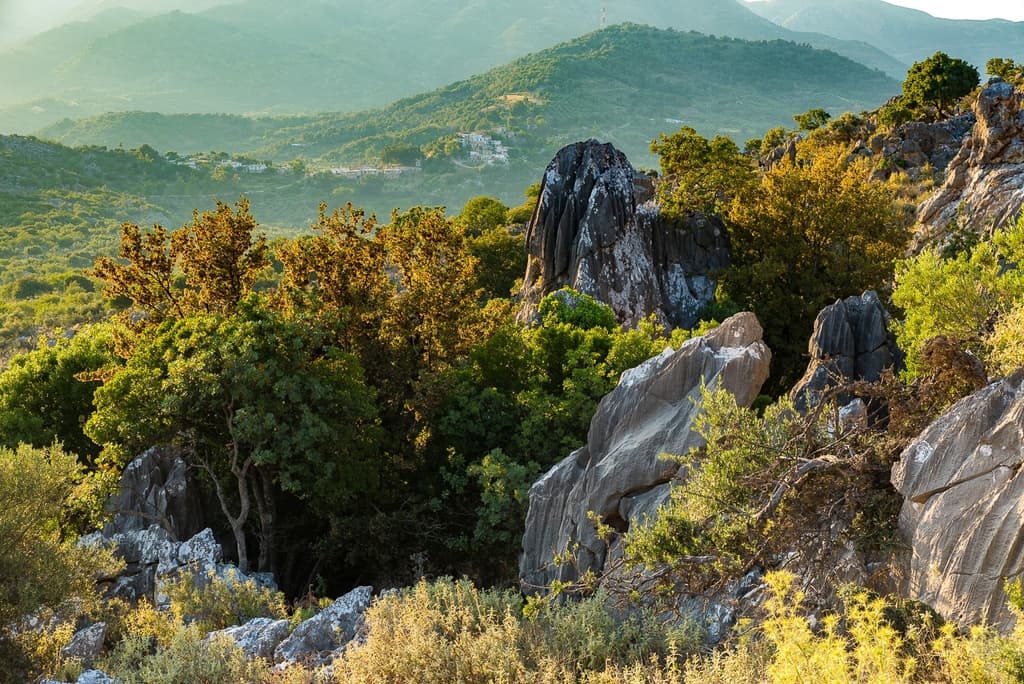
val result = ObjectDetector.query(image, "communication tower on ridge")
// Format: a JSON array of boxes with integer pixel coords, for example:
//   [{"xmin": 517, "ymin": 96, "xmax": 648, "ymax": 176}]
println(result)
[{"xmin": 601, "ymin": 6, "xmax": 607, "ymax": 28}]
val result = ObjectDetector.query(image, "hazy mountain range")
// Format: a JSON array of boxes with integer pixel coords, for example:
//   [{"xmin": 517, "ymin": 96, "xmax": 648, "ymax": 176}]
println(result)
[
  {"xmin": 0, "ymin": 0, "xmax": 908, "ymax": 132},
  {"xmin": 746, "ymin": 0, "xmax": 1024, "ymax": 69},
  {"xmin": 38, "ymin": 25, "xmax": 899, "ymax": 169}
]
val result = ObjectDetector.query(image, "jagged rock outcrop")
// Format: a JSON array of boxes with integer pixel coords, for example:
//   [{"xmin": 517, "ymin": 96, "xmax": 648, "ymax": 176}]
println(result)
[
  {"xmin": 208, "ymin": 617, "xmax": 291, "ymax": 661},
  {"xmin": 915, "ymin": 79, "xmax": 1024, "ymax": 248},
  {"xmin": 274, "ymin": 585, "xmax": 373, "ymax": 665},
  {"xmin": 81, "ymin": 525, "xmax": 241, "ymax": 604},
  {"xmin": 789, "ymin": 291, "xmax": 902, "ymax": 411},
  {"xmin": 892, "ymin": 369, "xmax": 1024, "ymax": 630},
  {"xmin": 518, "ymin": 140, "xmax": 729, "ymax": 329},
  {"xmin": 104, "ymin": 447, "xmax": 205, "ymax": 541},
  {"xmin": 871, "ymin": 113, "xmax": 976, "ymax": 178},
  {"xmin": 520, "ymin": 312, "xmax": 770, "ymax": 589}
]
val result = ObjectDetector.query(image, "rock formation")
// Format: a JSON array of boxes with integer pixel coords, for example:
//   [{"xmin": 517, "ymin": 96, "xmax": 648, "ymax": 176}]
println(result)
[
  {"xmin": 789, "ymin": 291, "xmax": 902, "ymax": 411},
  {"xmin": 274, "ymin": 585, "xmax": 373, "ymax": 665},
  {"xmin": 892, "ymin": 369, "xmax": 1024, "ymax": 630},
  {"xmin": 520, "ymin": 312, "xmax": 770, "ymax": 590},
  {"xmin": 870, "ymin": 113, "xmax": 976, "ymax": 178},
  {"xmin": 208, "ymin": 617, "xmax": 291, "ymax": 661},
  {"xmin": 104, "ymin": 446, "xmax": 205, "ymax": 542},
  {"xmin": 915, "ymin": 79, "xmax": 1024, "ymax": 248},
  {"xmin": 518, "ymin": 140, "xmax": 729, "ymax": 329}
]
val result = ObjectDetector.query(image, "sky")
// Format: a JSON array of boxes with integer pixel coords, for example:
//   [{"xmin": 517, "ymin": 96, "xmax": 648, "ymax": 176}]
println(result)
[
  {"xmin": 1, "ymin": 0, "xmax": 1023, "ymax": 45},
  {"xmin": 882, "ymin": 0, "xmax": 1024, "ymax": 21}
]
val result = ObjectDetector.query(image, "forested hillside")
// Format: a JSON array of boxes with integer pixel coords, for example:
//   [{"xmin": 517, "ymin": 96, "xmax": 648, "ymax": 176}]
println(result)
[
  {"xmin": 0, "ymin": 0, "xmax": 903, "ymax": 132},
  {"xmin": 39, "ymin": 26, "xmax": 899, "ymax": 167}
]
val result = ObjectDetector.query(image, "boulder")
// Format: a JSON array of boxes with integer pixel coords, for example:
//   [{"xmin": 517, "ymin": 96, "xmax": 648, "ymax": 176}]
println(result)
[
  {"xmin": 208, "ymin": 616, "xmax": 290, "ymax": 661},
  {"xmin": 892, "ymin": 369, "xmax": 1024, "ymax": 630},
  {"xmin": 60, "ymin": 623, "xmax": 106, "ymax": 669},
  {"xmin": 518, "ymin": 139, "xmax": 729, "ymax": 329},
  {"xmin": 104, "ymin": 446, "xmax": 205, "ymax": 541},
  {"xmin": 915, "ymin": 79, "xmax": 1024, "ymax": 249},
  {"xmin": 274, "ymin": 585, "xmax": 373, "ymax": 665},
  {"xmin": 520, "ymin": 312, "xmax": 770, "ymax": 589},
  {"xmin": 789, "ymin": 291, "xmax": 902, "ymax": 411}
]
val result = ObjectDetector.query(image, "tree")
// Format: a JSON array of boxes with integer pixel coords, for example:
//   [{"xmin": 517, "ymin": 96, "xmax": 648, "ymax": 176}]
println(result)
[
  {"xmin": 0, "ymin": 325, "xmax": 117, "ymax": 459},
  {"xmin": 902, "ymin": 52, "xmax": 979, "ymax": 116},
  {"xmin": 793, "ymin": 108, "xmax": 831, "ymax": 131},
  {"xmin": 986, "ymin": 57, "xmax": 1024, "ymax": 86},
  {"xmin": 381, "ymin": 143, "xmax": 423, "ymax": 166},
  {"xmin": 86, "ymin": 301, "xmax": 381, "ymax": 574},
  {"xmin": 724, "ymin": 146, "xmax": 909, "ymax": 390},
  {"xmin": 651, "ymin": 126, "xmax": 756, "ymax": 216},
  {"xmin": 92, "ymin": 197, "xmax": 269, "ymax": 326},
  {"xmin": 467, "ymin": 226, "xmax": 526, "ymax": 301},
  {"xmin": 455, "ymin": 196, "xmax": 509, "ymax": 237}
]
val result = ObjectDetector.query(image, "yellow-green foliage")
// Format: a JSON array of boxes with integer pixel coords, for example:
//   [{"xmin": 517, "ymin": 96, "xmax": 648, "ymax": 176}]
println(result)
[
  {"xmin": 0, "ymin": 443, "xmax": 120, "ymax": 679},
  {"xmin": 331, "ymin": 577, "xmax": 697, "ymax": 683},
  {"xmin": 892, "ymin": 214, "xmax": 1024, "ymax": 378},
  {"xmin": 104, "ymin": 626, "xmax": 271, "ymax": 684},
  {"xmin": 164, "ymin": 566, "xmax": 288, "ymax": 634}
]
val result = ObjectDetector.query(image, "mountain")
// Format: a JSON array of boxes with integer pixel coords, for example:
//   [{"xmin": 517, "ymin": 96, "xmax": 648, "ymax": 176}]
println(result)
[
  {"xmin": 746, "ymin": 0, "xmax": 1024, "ymax": 69},
  {"xmin": 39, "ymin": 24, "xmax": 900, "ymax": 169},
  {"xmin": 0, "ymin": 0, "xmax": 904, "ymax": 133}
]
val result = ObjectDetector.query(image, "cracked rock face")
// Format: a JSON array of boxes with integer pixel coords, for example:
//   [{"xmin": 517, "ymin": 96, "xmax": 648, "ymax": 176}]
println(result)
[
  {"xmin": 520, "ymin": 312, "xmax": 770, "ymax": 589},
  {"xmin": 892, "ymin": 369, "xmax": 1024, "ymax": 630},
  {"xmin": 517, "ymin": 139, "xmax": 729, "ymax": 329},
  {"xmin": 914, "ymin": 79, "xmax": 1024, "ymax": 249},
  {"xmin": 789, "ymin": 291, "xmax": 902, "ymax": 412},
  {"xmin": 104, "ymin": 446, "xmax": 205, "ymax": 542}
]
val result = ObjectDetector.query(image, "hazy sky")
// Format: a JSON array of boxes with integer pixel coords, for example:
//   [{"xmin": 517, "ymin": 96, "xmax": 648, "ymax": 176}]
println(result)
[
  {"xmin": 882, "ymin": 0, "xmax": 1024, "ymax": 20},
  {"xmin": 1, "ymin": 0, "xmax": 1023, "ymax": 44}
]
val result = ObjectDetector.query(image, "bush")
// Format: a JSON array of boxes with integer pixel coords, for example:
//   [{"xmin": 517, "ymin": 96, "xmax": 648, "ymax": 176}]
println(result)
[
  {"xmin": 0, "ymin": 444, "xmax": 120, "ymax": 681},
  {"xmin": 163, "ymin": 565, "xmax": 288, "ymax": 634},
  {"xmin": 331, "ymin": 577, "xmax": 695, "ymax": 683}
]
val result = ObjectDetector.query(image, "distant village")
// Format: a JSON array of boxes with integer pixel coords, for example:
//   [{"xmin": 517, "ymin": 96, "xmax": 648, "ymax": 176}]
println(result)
[{"xmin": 165, "ymin": 130, "xmax": 511, "ymax": 180}]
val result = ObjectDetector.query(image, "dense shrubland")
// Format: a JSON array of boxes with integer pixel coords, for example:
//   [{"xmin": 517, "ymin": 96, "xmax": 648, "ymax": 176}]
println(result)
[{"xmin": 3, "ymin": 52, "xmax": 1024, "ymax": 682}]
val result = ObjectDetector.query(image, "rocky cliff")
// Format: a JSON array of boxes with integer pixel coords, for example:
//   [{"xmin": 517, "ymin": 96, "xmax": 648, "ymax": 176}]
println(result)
[
  {"xmin": 520, "ymin": 312, "xmax": 770, "ymax": 589},
  {"xmin": 915, "ymin": 79, "xmax": 1024, "ymax": 248},
  {"xmin": 892, "ymin": 369, "xmax": 1024, "ymax": 630},
  {"xmin": 518, "ymin": 140, "xmax": 729, "ymax": 329}
]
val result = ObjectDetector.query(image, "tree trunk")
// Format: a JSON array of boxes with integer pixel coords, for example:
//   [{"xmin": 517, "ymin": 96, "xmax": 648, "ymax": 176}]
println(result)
[{"xmin": 252, "ymin": 468, "xmax": 277, "ymax": 574}]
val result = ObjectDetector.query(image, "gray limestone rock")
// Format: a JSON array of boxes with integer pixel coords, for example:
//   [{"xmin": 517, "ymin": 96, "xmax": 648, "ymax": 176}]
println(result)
[
  {"xmin": 274, "ymin": 585, "xmax": 373, "ymax": 665},
  {"xmin": 104, "ymin": 446, "xmax": 205, "ymax": 541},
  {"xmin": 60, "ymin": 623, "xmax": 106, "ymax": 669},
  {"xmin": 520, "ymin": 312, "xmax": 770, "ymax": 590},
  {"xmin": 517, "ymin": 140, "xmax": 729, "ymax": 329},
  {"xmin": 81, "ymin": 525, "xmax": 226, "ymax": 604},
  {"xmin": 892, "ymin": 369, "xmax": 1024, "ymax": 630},
  {"xmin": 41, "ymin": 671, "xmax": 115, "ymax": 684},
  {"xmin": 789, "ymin": 291, "xmax": 901, "ymax": 412},
  {"xmin": 208, "ymin": 616, "xmax": 290, "ymax": 661},
  {"xmin": 914, "ymin": 79, "xmax": 1024, "ymax": 249}
]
